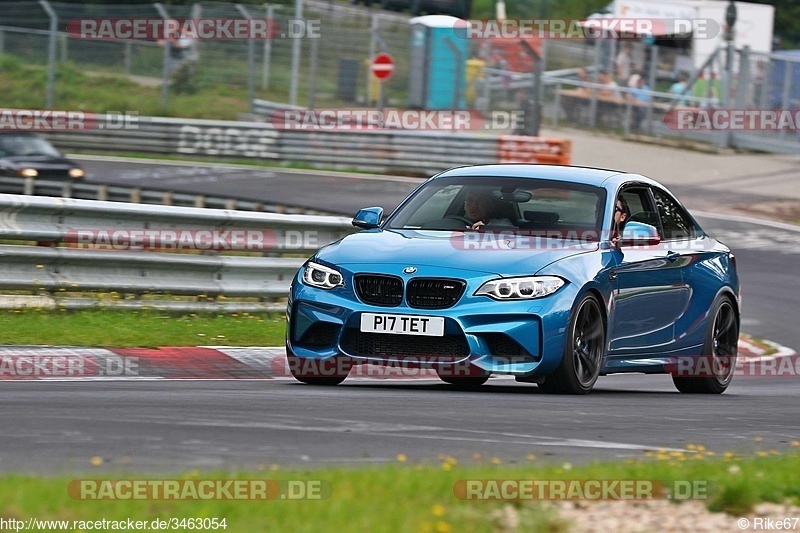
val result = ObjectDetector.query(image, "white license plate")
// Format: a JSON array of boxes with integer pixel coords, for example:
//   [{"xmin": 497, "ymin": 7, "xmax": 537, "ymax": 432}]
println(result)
[{"xmin": 360, "ymin": 313, "xmax": 445, "ymax": 337}]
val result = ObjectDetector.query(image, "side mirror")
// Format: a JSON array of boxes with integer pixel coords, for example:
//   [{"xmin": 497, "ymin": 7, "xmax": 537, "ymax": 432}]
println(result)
[
  {"xmin": 352, "ymin": 207, "xmax": 384, "ymax": 229},
  {"xmin": 619, "ymin": 221, "xmax": 661, "ymax": 247}
]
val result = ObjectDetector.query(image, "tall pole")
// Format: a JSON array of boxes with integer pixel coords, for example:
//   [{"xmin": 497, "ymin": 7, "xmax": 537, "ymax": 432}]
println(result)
[
  {"xmin": 719, "ymin": 0, "xmax": 737, "ymax": 148},
  {"xmin": 154, "ymin": 3, "xmax": 171, "ymax": 110},
  {"xmin": 289, "ymin": 0, "xmax": 304, "ymax": 106},
  {"xmin": 262, "ymin": 4, "xmax": 274, "ymax": 90},
  {"xmin": 39, "ymin": 0, "xmax": 57, "ymax": 109},
  {"xmin": 236, "ymin": 4, "xmax": 256, "ymax": 113}
]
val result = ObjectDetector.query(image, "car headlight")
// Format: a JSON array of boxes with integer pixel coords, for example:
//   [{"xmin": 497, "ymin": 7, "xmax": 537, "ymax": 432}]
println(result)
[
  {"xmin": 69, "ymin": 168, "xmax": 85, "ymax": 179},
  {"xmin": 18, "ymin": 168, "xmax": 38, "ymax": 178},
  {"xmin": 302, "ymin": 261, "xmax": 344, "ymax": 290},
  {"xmin": 475, "ymin": 276, "xmax": 565, "ymax": 300}
]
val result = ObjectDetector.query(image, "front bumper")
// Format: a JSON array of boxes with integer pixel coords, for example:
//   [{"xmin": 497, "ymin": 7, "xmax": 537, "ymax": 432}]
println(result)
[{"xmin": 287, "ymin": 267, "xmax": 578, "ymax": 376}]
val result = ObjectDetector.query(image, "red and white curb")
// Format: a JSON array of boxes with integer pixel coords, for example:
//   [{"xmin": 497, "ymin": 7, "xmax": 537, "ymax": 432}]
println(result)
[
  {"xmin": 0, "ymin": 337, "xmax": 794, "ymax": 381},
  {"xmin": 0, "ymin": 346, "xmax": 440, "ymax": 381}
]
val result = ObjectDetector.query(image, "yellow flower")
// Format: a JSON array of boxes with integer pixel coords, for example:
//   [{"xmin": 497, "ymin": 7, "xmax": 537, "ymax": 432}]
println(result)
[
  {"xmin": 435, "ymin": 522, "xmax": 452, "ymax": 533},
  {"xmin": 754, "ymin": 437, "xmax": 763, "ymax": 442},
  {"xmin": 473, "ymin": 453, "xmax": 482, "ymax": 460},
  {"xmin": 270, "ymin": 464, "xmax": 280, "ymax": 472},
  {"xmin": 397, "ymin": 454, "xmax": 407, "ymax": 463},
  {"xmin": 441, "ymin": 463, "xmax": 452, "ymax": 471},
  {"xmin": 791, "ymin": 441, "xmax": 799, "ymax": 447},
  {"xmin": 490, "ymin": 458, "xmax": 501, "ymax": 465},
  {"xmin": 431, "ymin": 504, "xmax": 445, "ymax": 517},
  {"xmin": 90, "ymin": 456, "xmax": 103, "ymax": 466},
  {"xmin": 757, "ymin": 451, "xmax": 767, "ymax": 457},
  {"xmin": 526, "ymin": 454, "xmax": 537, "ymax": 461},
  {"xmin": 686, "ymin": 444, "xmax": 696, "ymax": 450}
]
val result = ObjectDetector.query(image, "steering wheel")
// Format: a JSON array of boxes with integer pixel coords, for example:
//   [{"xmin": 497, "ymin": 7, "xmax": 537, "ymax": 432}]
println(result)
[{"xmin": 443, "ymin": 215, "xmax": 474, "ymax": 228}]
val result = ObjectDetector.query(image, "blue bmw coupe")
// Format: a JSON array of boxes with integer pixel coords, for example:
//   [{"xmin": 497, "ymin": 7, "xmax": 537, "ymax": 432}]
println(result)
[{"xmin": 287, "ymin": 165, "xmax": 740, "ymax": 394}]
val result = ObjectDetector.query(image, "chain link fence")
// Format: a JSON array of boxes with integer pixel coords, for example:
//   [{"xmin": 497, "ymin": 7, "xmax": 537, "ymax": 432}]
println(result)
[
  {"xmin": 0, "ymin": 1, "xmax": 413, "ymax": 112},
  {"xmin": 1, "ymin": 2, "xmax": 798, "ymax": 153}
]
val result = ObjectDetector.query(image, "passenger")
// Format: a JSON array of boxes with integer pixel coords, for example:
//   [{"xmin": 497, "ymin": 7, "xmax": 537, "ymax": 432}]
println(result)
[{"xmin": 612, "ymin": 196, "xmax": 631, "ymax": 245}]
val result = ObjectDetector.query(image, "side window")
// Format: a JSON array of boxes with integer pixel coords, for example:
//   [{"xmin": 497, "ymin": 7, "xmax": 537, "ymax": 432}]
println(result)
[
  {"xmin": 651, "ymin": 188, "xmax": 696, "ymax": 240},
  {"xmin": 616, "ymin": 187, "xmax": 659, "ymax": 230}
]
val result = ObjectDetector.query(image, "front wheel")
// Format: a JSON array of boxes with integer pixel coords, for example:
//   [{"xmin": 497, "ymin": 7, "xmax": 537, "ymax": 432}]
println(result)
[
  {"xmin": 287, "ymin": 349, "xmax": 351, "ymax": 386},
  {"xmin": 538, "ymin": 294, "xmax": 605, "ymax": 395},
  {"xmin": 672, "ymin": 296, "xmax": 738, "ymax": 394}
]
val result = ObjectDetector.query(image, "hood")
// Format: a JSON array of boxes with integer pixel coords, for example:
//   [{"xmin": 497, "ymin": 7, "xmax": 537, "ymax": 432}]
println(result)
[
  {"xmin": 0, "ymin": 155, "xmax": 78, "ymax": 170},
  {"xmin": 316, "ymin": 228, "xmax": 598, "ymax": 277}
]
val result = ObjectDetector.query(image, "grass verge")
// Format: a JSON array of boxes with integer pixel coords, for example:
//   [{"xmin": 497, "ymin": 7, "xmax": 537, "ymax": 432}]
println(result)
[
  {"xmin": 0, "ymin": 309, "xmax": 286, "ymax": 347},
  {"xmin": 2, "ymin": 454, "xmax": 799, "ymax": 532}
]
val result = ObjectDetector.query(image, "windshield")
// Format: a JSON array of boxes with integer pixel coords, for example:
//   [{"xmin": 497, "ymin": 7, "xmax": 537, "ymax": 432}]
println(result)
[
  {"xmin": 0, "ymin": 135, "xmax": 60, "ymax": 157},
  {"xmin": 386, "ymin": 177, "xmax": 607, "ymax": 239}
]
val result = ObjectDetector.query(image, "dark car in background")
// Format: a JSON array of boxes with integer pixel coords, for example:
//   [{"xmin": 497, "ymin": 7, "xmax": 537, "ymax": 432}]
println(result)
[
  {"xmin": 351, "ymin": 0, "xmax": 470, "ymax": 19},
  {"xmin": 0, "ymin": 132, "xmax": 85, "ymax": 180}
]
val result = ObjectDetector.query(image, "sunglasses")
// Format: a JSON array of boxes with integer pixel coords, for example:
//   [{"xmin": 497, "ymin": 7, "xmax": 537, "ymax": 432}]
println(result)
[{"xmin": 614, "ymin": 206, "xmax": 625, "ymax": 213}]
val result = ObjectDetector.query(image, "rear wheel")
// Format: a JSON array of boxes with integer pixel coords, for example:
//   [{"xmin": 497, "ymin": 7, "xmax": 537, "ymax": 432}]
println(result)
[
  {"xmin": 672, "ymin": 296, "xmax": 737, "ymax": 394},
  {"xmin": 287, "ymin": 349, "xmax": 351, "ymax": 386},
  {"xmin": 538, "ymin": 294, "xmax": 605, "ymax": 395}
]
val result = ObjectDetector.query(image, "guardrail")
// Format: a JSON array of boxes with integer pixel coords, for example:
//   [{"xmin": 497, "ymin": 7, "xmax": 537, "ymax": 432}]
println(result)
[
  {"xmin": 0, "ymin": 194, "xmax": 356, "ymax": 312},
  {"xmin": 0, "ymin": 176, "xmax": 336, "ymax": 216},
  {"xmin": 40, "ymin": 114, "xmax": 572, "ymax": 174}
]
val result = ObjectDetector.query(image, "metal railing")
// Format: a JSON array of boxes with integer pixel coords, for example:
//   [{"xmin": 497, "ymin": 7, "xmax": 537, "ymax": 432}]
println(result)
[
  {"xmin": 0, "ymin": 193, "xmax": 356, "ymax": 312},
  {"xmin": 39, "ymin": 114, "xmax": 566, "ymax": 175},
  {"xmin": 0, "ymin": 176, "xmax": 335, "ymax": 216}
]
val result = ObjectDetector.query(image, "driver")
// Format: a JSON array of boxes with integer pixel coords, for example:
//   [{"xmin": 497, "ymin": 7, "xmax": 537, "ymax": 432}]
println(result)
[{"xmin": 464, "ymin": 189, "xmax": 515, "ymax": 230}]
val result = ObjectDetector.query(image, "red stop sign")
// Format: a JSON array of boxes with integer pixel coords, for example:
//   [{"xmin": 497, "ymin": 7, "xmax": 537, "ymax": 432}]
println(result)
[{"xmin": 371, "ymin": 53, "xmax": 395, "ymax": 81}]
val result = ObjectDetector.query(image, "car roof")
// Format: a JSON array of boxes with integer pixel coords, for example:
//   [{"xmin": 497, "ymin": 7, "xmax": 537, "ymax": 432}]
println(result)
[
  {"xmin": 434, "ymin": 164, "xmax": 626, "ymax": 186},
  {"xmin": 433, "ymin": 164, "xmax": 666, "ymax": 190}
]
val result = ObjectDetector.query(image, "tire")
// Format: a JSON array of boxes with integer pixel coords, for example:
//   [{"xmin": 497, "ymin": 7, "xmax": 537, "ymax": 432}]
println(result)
[
  {"xmin": 437, "ymin": 363, "xmax": 489, "ymax": 389},
  {"xmin": 672, "ymin": 295, "xmax": 738, "ymax": 394},
  {"xmin": 286, "ymin": 349, "xmax": 350, "ymax": 386},
  {"xmin": 538, "ymin": 293, "xmax": 605, "ymax": 395}
]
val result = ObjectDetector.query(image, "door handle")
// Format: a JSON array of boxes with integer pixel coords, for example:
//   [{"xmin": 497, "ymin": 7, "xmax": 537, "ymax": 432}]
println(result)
[
  {"xmin": 609, "ymin": 269, "xmax": 617, "ymax": 281},
  {"xmin": 666, "ymin": 251, "xmax": 680, "ymax": 262}
]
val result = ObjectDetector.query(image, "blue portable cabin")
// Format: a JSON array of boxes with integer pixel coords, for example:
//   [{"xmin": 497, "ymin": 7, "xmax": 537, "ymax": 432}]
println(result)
[
  {"xmin": 408, "ymin": 15, "xmax": 468, "ymax": 110},
  {"xmin": 769, "ymin": 50, "xmax": 800, "ymax": 110}
]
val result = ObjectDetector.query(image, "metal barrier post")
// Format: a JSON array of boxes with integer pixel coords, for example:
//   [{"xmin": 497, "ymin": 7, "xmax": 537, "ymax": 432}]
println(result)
[
  {"xmin": 308, "ymin": 36, "xmax": 319, "ymax": 109},
  {"xmin": 39, "ymin": 0, "xmax": 57, "ymax": 109},
  {"xmin": 236, "ymin": 4, "xmax": 256, "ymax": 114},
  {"xmin": 154, "ymin": 3, "xmax": 171, "ymax": 110},
  {"xmin": 589, "ymin": 39, "xmax": 601, "ymax": 129},
  {"xmin": 718, "ymin": 40, "xmax": 735, "ymax": 149},
  {"xmin": 262, "ymin": 4, "xmax": 275, "ymax": 90},
  {"xmin": 645, "ymin": 44, "xmax": 657, "ymax": 135},
  {"xmin": 367, "ymin": 13, "xmax": 377, "ymax": 106},
  {"xmin": 731, "ymin": 46, "xmax": 751, "ymax": 150},
  {"xmin": 553, "ymin": 81, "xmax": 561, "ymax": 127},
  {"xmin": 289, "ymin": 0, "xmax": 304, "ymax": 106},
  {"xmin": 734, "ymin": 46, "xmax": 750, "ymax": 110},
  {"xmin": 779, "ymin": 61, "xmax": 793, "ymax": 142},
  {"xmin": 623, "ymin": 98, "xmax": 632, "ymax": 136}
]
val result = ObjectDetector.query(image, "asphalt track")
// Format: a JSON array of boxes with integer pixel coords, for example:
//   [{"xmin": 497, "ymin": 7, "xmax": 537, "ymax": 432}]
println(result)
[{"xmin": 0, "ymin": 156, "xmax": 796, "ymax": 473}]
